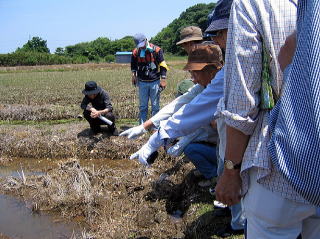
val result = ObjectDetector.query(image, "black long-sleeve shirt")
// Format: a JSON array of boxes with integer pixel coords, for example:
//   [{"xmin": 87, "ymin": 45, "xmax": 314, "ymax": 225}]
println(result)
[{"xmin": 80, "ymin": 89, "xmax": 113, "ymax": 112}]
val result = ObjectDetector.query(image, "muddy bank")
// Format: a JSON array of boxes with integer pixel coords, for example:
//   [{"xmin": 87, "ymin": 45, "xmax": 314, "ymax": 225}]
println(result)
[
  {"xmin": 0, "ymin": 122, "xmax": 238, "ymax": 239},
  {"xmin": 0, "ymin": 122, "xmax": 140, "ymax": 160}
]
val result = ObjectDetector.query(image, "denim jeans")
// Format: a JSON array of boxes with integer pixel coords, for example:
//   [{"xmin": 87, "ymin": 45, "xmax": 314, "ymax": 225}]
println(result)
[
  {"xmin": 183, "ymin": 143, "xmax": 218, "ymax": 179},
  {"xmin": 138, "ymin": 80, "xmax": 160, "ymax": 124}
]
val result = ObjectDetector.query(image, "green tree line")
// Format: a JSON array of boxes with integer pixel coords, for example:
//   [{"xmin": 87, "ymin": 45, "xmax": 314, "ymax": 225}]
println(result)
[
  {"xmin": 152, "ymin": 3, "xmax": 215, "ymax": 55},
  {"xmin": 0, "ymin": 2, "xmax": 214, "ymax": 66},
  {"xmin": 0, "ymin": 36, "xmax": 136, "ymax": 66}
]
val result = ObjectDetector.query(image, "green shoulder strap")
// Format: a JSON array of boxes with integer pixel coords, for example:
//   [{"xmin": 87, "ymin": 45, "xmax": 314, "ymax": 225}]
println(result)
[{"xmin": 260, "ymin": 43, "xmax": 276, "ymax": 110}]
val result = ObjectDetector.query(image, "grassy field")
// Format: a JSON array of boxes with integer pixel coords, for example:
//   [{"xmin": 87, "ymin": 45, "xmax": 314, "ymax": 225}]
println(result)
[{"xmin": 0, "ymin": 62, "xmax": 189, "ymax": 122}]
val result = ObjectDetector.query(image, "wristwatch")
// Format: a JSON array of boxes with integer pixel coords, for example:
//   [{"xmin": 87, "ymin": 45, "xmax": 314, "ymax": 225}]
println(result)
[{"xmin": 224, "ymin": 159, "xmax": 241, "ymax": 170}]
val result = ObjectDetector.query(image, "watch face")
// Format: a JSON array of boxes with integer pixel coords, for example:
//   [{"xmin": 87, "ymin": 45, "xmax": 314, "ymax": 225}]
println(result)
[{"xmin": 224, "ymin": 160, "xmax": 234, "ymax": 170}]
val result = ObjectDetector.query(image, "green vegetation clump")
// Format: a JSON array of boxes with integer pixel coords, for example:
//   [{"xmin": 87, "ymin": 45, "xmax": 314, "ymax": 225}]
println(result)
[
  {"xmin": 64, "ymin": 36, "xmax": 135, "ymax": 60},
  {"xmin": 0, "ymin": 52, "xmax": 88, "ymax": 66},
  {"xmin": 0, "ymin": 36, "xmax": 135, "ymax": 66}
]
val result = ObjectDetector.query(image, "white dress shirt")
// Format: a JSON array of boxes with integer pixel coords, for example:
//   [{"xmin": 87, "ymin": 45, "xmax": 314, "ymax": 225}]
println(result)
[
  {"xmin": 150, "ymin": 83, "xmax": 204, "ymax": 127},
  {"xmin": 158, "ymin": 68, "xmax": 224, "ymax": 140}
]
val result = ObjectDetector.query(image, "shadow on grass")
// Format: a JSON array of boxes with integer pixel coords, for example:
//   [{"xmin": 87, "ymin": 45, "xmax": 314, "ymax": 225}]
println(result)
[
  {"xmin": 142, "ymin": 157, "xmax": 238, "ymax": 239},
  {"xmin": 144, "ymin": 158, "xmax": 213, "ymax": 217},
  {"xmin": 184, "ymin": 210, "xmax": 231, "ymax": 239},
  {"xmin": 77, "ymin": 126, "xmax": 115, "ymax": 151}
]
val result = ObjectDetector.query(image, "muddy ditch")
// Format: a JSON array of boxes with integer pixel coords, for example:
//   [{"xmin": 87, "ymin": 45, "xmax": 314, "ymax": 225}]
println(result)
[{"xmin": 0, "ymin": 122, "xmax": 235, "ymax": 239}]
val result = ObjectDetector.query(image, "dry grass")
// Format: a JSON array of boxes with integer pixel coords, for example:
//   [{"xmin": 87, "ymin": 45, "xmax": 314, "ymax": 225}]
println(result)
[
  {"xmin": 0, "ymin": 122, "xmax": 142, "ymax": 160},
  {"xmin": 0, "ymin": 63, "xmax": 189, "ymax": 121}
]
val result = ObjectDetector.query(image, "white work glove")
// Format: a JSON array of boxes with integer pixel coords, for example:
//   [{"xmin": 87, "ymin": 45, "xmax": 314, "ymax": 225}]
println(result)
[
  {"xmin": 167, "ymin": 128, "xmax": 207, "ymax": 157},
  {"xmin": 119, "ymin": 125, "xmax": 147, "ymax": 139},
  {"xmin": 130, "ymin": 131, "xmax": 164, "ymax": 166}
]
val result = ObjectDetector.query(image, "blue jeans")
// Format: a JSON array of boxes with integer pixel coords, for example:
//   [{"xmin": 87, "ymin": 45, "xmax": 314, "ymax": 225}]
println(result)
[
  {"xmin": 138, "ymin": 80, "xmax": 160, "ymax": 124},
  {"xmin": 183, "ymin": 143, "xmax": 218, "ymax": 179}
]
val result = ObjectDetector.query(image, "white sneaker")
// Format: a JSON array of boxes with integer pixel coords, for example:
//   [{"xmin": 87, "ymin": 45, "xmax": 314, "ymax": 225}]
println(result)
[
  {"xmin": 213, "ymin": 200, "xmax": 228, "ymax": 208},
  {"xmin": 198, "ymin": 179, "xmax": 212, "ymax": 187}
]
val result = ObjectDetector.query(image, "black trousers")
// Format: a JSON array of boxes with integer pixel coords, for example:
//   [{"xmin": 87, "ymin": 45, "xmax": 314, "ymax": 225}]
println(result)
[{"xmin": 83, "ymin": 110, "xmax": 116, "ymax": 133}]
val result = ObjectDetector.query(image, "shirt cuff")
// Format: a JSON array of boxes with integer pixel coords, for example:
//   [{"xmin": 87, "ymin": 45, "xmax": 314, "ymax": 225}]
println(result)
[
  {"xmin": 158, "ymin": 121, "xmax": 170, "ymax": 140},
  {"xmin": 150, "ymin": 118, "xmax": 160, "ymax": 128},
  {"xmin": 216, "ymin": 97, "xmax": 259, "ymax": 135}
]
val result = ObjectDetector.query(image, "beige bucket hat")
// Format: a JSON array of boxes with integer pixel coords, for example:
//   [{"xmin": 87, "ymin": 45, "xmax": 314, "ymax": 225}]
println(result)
[{"xmin": 176, "ymin": 26, "xmax": 203, "ymax": 45}]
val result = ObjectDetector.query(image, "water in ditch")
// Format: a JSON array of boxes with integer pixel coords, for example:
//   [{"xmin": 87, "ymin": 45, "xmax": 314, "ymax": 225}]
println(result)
[
  {"xmin": 0, "ymin": 158, "xmax": 85, "ymax": 239},
  {"xmin": 0, "ymin": 194, "xmax": 81, "ymax": 239}
]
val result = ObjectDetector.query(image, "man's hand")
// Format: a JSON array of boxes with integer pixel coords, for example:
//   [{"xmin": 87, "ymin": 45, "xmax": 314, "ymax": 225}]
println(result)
[
  {"xmin": 119, "ymin": 125, "xmax": 147, "ymax": 139},
  {"xmin": 160, "ymin": 78, "xmax": 167, "ymax": 90},
  {"xmin": 130, "ymin": 143, "xmax": 153, "ymax": 166},
  {"xmin": 210, "ymin": 120, "xmax": 217, "ymax": 130},
  {"xmin": 90, "ymin": 108, "xmax": 100, "ymax": 118},
  {"xmin": 278, "ymin": 31, "xmax": 297, "ymax": 72},
  {"xmin": 215, "ymin": 169, "xmax": 242, "ymax": 206},
  {"xmin": 132, "ymin": 74, "xmax": 137, "ymax": 86}
]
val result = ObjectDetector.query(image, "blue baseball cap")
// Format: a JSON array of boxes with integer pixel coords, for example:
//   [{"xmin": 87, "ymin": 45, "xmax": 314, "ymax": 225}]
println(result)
[
  {"xmin": 205, "ymin": 0, "xmax": 233, "ymax": 34},
  {"xmin": 133, "ymin": 33, "xmax": 147, "ymax": 48}
]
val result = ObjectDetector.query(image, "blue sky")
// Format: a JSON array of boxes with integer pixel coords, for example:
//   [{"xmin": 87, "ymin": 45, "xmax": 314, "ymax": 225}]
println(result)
[{"xmin": 0, "ymin": 0, "xmax": 215, "ymax": 54}]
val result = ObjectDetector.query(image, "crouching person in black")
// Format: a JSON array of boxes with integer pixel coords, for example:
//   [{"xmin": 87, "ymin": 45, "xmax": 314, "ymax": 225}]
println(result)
[{"xmin": 80, "ymin": 81, "xmax": 117, "ymax": 135}]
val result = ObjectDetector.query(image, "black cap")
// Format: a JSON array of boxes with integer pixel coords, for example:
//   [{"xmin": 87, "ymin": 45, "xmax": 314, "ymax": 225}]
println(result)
[
  {"xmin": 82, "ymin": 81, "xmax": 101, "ymax": 95},
  {"xmin": 205, "ymin": 0, "xmax": 233, "ymax": 33}
]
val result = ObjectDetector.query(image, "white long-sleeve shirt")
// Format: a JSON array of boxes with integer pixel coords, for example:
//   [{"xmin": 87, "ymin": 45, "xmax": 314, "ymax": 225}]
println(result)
[
  {"xmin": 150, "ymin": 82, "xmax": 204, "ymax": 127},
  {"xmin": 158, "ymin": 68, "xmax": 224, "ymax": 140}
]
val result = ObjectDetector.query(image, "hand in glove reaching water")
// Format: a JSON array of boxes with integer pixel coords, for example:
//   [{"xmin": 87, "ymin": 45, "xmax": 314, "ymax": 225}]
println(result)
[{"xmin": 130, "ymin": 131, "xmax": 163, "ymax": 166}]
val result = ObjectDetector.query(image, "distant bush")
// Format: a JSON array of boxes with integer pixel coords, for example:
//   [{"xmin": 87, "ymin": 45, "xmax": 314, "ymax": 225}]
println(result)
[
  {"xmin": 64, "ymin": 36, "xmax": 135, "ymax": 61},
  {"xmin": 0, "ymin": 52, "xmax": 89, "ymax": 66},
  {"xmin": 105, "ymin": 54, "xmax": 115, "ymax": 63}
]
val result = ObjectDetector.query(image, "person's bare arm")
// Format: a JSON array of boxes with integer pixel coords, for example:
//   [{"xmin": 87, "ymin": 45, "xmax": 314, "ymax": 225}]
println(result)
[
  {"xmin": 278, "ymin": 31, "xmax": 297, "ymax": 72},
  {"xmin": 215, "ymin": 125, "xmax": 249, "ymax": 206},
  {"xmin": 143, "ymin": 120, "xmax": 155, "ymax": 130}
]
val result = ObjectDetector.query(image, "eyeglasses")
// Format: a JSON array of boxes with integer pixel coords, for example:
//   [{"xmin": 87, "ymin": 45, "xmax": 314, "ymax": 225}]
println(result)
[{"xmin": 213, "ymin": 30, "xmax": 223, "ymax": 37}]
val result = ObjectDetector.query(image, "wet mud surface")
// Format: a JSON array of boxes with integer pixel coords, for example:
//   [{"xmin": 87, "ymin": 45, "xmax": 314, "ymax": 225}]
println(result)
[
  {"xmin": 0, "ymin": 122, "xmax": 239, "ymax": 239},
  {"xmin": 0, "ymin": 194, "xmax": 81, "ymax": 239}
]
